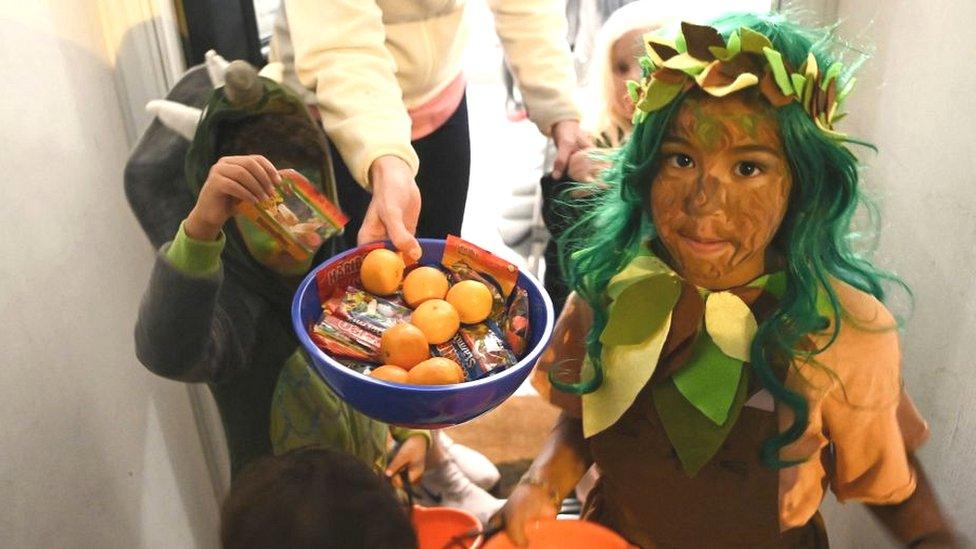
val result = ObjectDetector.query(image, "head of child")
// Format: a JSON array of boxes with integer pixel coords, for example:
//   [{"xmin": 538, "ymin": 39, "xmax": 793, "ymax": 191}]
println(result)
[
  {"xmin": 560, "ymin": 12, "xmax": 900, "ymax": 466},
  {"xmin": 221, "ymin": 448, "xmax": 418, "ymax": 549},
  {"xmin": 584, "ymin": 2, "xmax": 674, "ymax": 145},
  {"xmin": 187, "ymin": 61, "xmax": 334, "ymax": 274}
]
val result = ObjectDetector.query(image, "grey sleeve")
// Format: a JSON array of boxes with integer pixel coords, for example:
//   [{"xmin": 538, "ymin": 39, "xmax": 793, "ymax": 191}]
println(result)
[{"xmin": 134, "ymin": 245, "xmax": 263, "ymax": 383}]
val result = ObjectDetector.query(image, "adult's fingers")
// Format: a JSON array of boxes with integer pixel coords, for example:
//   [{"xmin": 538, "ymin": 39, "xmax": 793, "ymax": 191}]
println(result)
[
  {"xmin": 380, "ymin": 206, "xmax": 421, "ymax": 261},
  {"xmin": 357, "ymin": 202, "xmax": 388, "ymax": 245},
  {"xmin": 552, "ymin": 139, "xmax": 572, "ymax": 180}
]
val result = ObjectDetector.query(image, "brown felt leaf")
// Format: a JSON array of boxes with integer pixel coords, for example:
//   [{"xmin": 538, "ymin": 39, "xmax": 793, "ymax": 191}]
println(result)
[
  {"xmin": 760, "ymin": 70, "xmax": 793, "ymax": 107},
  {"xmin": 681, "ymin": 22, "xmax": 724, "ymax": 61}
]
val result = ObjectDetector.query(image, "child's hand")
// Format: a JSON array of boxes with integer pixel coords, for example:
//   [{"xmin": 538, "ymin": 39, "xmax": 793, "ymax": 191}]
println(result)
[
  {"xmin": 567, "ymin": 148, "xmax": 610, "ymax": 184},
  {"xmin": 491, "ymin": 481, "xmax": 559, "ymax": 547},
  {"xmin": 185, "ymin": 155, "xmax": 282, "ymax": 241},
  {"xmin": 386, "ymin": 434, "xmax": 428, "ymax": 487}
]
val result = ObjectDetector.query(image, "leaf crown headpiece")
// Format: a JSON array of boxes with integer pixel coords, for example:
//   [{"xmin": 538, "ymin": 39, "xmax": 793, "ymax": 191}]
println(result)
[{"xmin": 628, "ymin": 22, "xmax": 854, "ymax": 138}]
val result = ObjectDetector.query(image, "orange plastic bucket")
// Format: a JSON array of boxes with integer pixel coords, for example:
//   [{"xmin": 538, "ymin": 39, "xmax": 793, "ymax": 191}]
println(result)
[
  {"xmin": 411, "ymin": 505, "xmax": 483, "ymax": 549},
  {"xmin": 483, "ymin": 519, "xmax": 632, "ymax": 548}
]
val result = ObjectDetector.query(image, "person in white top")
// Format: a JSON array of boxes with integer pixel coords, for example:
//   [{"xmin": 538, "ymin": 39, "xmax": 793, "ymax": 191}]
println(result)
[{"xmin": 272, "ymin": 0, "xmax": 590, "ymax": 260}]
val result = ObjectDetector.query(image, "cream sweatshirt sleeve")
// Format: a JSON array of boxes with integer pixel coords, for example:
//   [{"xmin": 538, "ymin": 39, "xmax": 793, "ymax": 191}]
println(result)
[
  {"xmin": 489, "ymin": 0, "xmax": 581, "ymax": 135},
  {"xmin": 283, "ymin": 0, "xmax": 419, "ymax": 189}
]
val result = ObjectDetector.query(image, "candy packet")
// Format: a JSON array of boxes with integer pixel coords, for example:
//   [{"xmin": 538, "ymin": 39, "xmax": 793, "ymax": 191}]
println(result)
[
  {"xmin": 432, "ymin": 321, "xmax": 516, "ymax": 381},
  {"xmin": 441, "ymin": 235, "xmax": 519, "ymax": 321},
  {"xmin": 236, "ymin": 169, "xmax": 348, "ymax": 261},
  {"xmin": 324, "ymin": 286, "xmax": 412, "ymax": 336},
  {"xmin": 502, "ymin": 286, "xmax": 531, "ymax": 357}
]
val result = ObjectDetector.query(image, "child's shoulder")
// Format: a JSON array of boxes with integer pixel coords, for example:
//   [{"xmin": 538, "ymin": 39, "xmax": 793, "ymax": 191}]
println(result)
[{"xmin": 803, "ymin": 279, "xmax": 901, "ymax": 403}]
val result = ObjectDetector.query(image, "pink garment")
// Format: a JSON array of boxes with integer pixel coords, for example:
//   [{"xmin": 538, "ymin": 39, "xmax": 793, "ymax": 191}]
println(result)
[{"xmin": 408, "ymin": 73, "xmax": 466, "ymax": 141}]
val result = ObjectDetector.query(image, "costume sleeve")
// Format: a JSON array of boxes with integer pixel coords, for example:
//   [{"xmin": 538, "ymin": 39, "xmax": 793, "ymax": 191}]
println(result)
[
  {"xmin": 821, "ymin": 298, "xmax": 930, "ymax": 504},
  {"xmin": 391, "ymin": 427, "xmax": 432, "ymax": 447},
  {"xmin": 530, "ymin": 292, "xmax": 589, "ymax": 417},
  {"xmin": 134, "ymin": 226, "xmax": 267, "ymax": 384},
  {"xmin": 283, "ymin": 0, "xmax": 418, "ymax": 189},
  {"xmin": 165, "ymin": 221, "xmax": 224, "ymax": 276},
  {"xmin": 488, "ymin": 0, "xmax": 581, "ymax": 135}
]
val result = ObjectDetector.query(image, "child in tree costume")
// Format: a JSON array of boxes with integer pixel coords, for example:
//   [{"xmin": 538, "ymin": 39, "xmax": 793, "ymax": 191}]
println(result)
[{"xmin": 499, "ymin": 13, "xmax": 962, "ymax": 548}]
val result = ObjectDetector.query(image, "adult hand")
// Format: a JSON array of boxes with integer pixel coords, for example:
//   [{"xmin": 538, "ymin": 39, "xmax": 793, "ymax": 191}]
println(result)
[
  {"xmin": 386, "ymin": 434, "xmax": 428, "ymax": 487},
  {"xmin": 360, "ymin": 155, "xmax": 422, "ymax": 261},
  {"xmin": 490, "ymin": 481, "xmax": 559, "ymax": 547},
  {"xmin": 551, "ymin": 120, "xmax": 593, "ymax": 180},
  {"xmin": 185, "ymin": 155, "xmax": 281, "ymax": 241},
  {"xmin": 567, "ymin": 147, "xmax": 611, "ymax": 183}
]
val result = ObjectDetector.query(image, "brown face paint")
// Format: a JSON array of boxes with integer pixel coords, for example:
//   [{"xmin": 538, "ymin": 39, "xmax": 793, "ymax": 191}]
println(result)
[{"xmin": 650, "ymin": 92, "xmax": 792, "ymax": 290}]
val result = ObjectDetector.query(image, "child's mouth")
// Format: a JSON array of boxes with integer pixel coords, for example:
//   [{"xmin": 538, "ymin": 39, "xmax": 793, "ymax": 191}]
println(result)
[{"xmin": 678, "ymin": 232, "xmax": 730, "ymax": 254}]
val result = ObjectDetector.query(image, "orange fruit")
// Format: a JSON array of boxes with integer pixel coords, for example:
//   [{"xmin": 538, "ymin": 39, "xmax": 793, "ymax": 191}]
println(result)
[
  {"xmin": 410, "ymin": 299, "xmax": 461, "ymax": 344},
  {"xmin": 359, "ymin": 248, "xmax": 405, "ymax": 296},
  {"xmin": 369, "ymin": 365, "xmax": 409, "ymax": 383},
  {"xmin": 402, "ymin": 266, "xmax": 450, "ymax": 308},
  {"xmin": 406, "ymin": 357, "xmax": 465, "ymax": 385},
  {"xmin": 445, "ymin": 280, "xmax": 493, "ymax": 324},
  {"xmin": 379, "ymin": 323, "xmax": 429, "ymax": 370}
]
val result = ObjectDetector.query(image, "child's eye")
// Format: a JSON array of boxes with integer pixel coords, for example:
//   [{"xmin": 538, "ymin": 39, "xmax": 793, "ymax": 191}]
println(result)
[
  {"xmin": 734, "ymin": 161, "xmax": 763, "ymax": 177},
  {"xmin": 666, "ymin": 153, "xmax": 695, "ymax": 169}
]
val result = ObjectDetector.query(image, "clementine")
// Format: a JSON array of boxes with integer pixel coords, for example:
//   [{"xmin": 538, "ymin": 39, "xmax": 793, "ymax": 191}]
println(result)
[
  {"xmin": 369, "ymin": 365, "xmax": 409, "ymax": 383},
  {"xmin": 379, "ymin": 323, "xmax": 429, "ymax": 369},
  {"xmin": 360, "ymin": 248, "xmax": 405, "ymax": 296},
  {"xmin": 402, "ymin": 266, "xmax": 450, "ymax": 308},
  {"xmin": 445, "ymin": 280, "xmax": 493, "ymax": 324},
  {"xmin": 410, "ymin": 299, "xmax": 461, "ymax": 344},
  {"xmin": 407, "ymin": 357, "xmax": 465, "ymax": 385}
]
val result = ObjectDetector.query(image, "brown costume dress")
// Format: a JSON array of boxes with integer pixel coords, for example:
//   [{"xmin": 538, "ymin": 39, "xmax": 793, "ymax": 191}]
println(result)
[{"xmin": 580, "ymin": 283, "xmax": 828, "ymax": 548}]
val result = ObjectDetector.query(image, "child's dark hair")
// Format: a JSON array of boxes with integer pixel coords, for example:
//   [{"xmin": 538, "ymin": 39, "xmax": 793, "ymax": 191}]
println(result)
[
  {"xmin": 215, "ymin": 112, "xmax": 328, "ymax": 172},
  {"xmin": 220, "ymin": 448, "xmax": 417, "ymax": 549}
]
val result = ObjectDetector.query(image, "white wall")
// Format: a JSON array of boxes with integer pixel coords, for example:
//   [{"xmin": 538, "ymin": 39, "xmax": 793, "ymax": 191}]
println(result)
[
  {"xmin": 795, "ymin": 0, "xmax": 976, "ymax": 546},
  {"xmin": 0, "ymin": 2, "xmax": 220, "ymax": 547}
]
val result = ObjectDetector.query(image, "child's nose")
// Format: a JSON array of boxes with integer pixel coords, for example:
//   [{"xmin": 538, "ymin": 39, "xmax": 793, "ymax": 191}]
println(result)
[{"xmin": 684, "ymin": 169, "xmax": 725, "ymax": 215}]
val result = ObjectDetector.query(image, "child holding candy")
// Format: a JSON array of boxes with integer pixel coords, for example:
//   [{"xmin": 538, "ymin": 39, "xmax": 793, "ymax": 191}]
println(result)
[{"xmin": 500, "ymin": 13, "xmax": 963, "ymax": 548}]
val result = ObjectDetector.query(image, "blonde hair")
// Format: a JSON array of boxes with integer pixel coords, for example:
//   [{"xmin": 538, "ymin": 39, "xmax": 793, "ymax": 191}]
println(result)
[{"xmin": 581, "ymin": 1, "xmax": 732, "ymax": 146}]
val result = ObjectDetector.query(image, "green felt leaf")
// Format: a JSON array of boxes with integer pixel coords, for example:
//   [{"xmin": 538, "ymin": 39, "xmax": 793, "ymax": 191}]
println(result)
[
  {"xmin": 674, "ymin": 32, "xmax": 687, "ymax": 54},
  {"xmin": 637, "ymin": 79, "xmax": 685, "ymax": 113},
  {"xmin": 639, "ymin": 56, "xmax": 654, "ymax": 73},
  {"xmin": 626, "ymin": 80, "xmax": 640, "ymax": 102},
  {"xmin": 790, "ymin": 74, "xmax": 807, "ymax": 99},
  {"xmin": 672, "ymin": 335, "xmax": 744, "ymax": 425},
  {"xmin": 726, "ymin": 30, "xmax": 742, "ymax": 57},
  {"xmin": 584, "ymin": 311, "xmax": 673, "ymax": 438},
  {"xmin": 837, "ymin": 77, "xmax": 856, "ymax": 103},
  {"xmin": 708, "ymin": 46, "xmax": 730, "ymax": 61},
  {"xmin": 753, "ymin": 271, "xmax": 786, "ymax": 299},
  {"xmin": 606, "ymin": 253, "xmax": 672, "ymax": 299},
  {"xmin": 821, "ymin": 62, "xmax": 843, "ymax": 91},
  {"xmin": 601, "ymin": 275, "xmax": 681, "ymax": 346},
  {"xmin": 740, "ymin": 27, "xmax": 773, "ymax": 53},
  {"xmin": 653, "ymin": 370, "xmax": 750, "ymax": 477},
  {"xmin": 762, "ymin": 47, "xmax": 794, "ymax": 96}
]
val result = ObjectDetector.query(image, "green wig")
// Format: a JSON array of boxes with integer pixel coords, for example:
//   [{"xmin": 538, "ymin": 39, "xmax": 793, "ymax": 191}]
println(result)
[{"xmin": 552, "ymin": 12, "xmax": 908, "ymax": 468}]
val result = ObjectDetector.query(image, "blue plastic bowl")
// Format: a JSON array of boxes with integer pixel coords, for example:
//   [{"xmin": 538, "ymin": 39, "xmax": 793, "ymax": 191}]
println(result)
[{"xmin": 292, "ymin": 238, "xmax": 555, "ymax": 428}]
